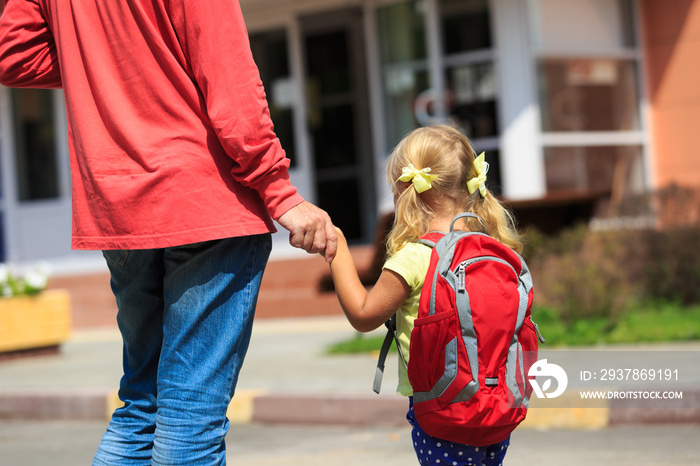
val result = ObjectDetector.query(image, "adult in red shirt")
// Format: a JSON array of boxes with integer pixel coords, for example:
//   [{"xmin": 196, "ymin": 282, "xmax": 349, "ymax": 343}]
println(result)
[{"xmin": 0, "ymin": 0, "xmax": 337, "ymax": 463}]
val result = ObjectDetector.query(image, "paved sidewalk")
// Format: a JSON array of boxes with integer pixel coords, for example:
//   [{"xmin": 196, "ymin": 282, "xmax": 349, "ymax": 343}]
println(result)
[
  {"xmin": 0, "ymin": 316, "xmax": 407, "ymax": 423},
  {"xmin": 1, "ymin": 316, "xmax": 699, "ymax": 428},
  {"xmin": 2, "ymin": 420, "xmax": 700, "ymax": 465}
]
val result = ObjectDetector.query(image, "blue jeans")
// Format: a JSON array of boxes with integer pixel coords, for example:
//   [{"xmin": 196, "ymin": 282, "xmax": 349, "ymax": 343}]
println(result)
[{"xmin": 93, "ymin": 235, "xmax": 271, "ymax": 465}]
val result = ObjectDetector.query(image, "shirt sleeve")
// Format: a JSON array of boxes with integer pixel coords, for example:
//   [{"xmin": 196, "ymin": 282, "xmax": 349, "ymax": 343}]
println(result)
[
  {"xmin": 166, "ymin": 0, "xmax": 302, "ymax": 219},
  {"xmin": 0, "ymin": 0, "xmax": 62, "ymax": 88},
  {"xmin": 383, "ymin": 243, "xmax": 432, "ymax": 292}
]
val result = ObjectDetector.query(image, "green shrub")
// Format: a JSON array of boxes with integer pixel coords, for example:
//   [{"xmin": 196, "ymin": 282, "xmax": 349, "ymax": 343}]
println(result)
[
  {"xmin": 637, "ymin": 227, "xmax": 700, "ymax": 305},
  {"xmin": 524, "ymin": 225, "xmax": 638, "ymax": 329},
  {"xmin": 523, "ymin": 186, "xmax": 700, "ymax": 329}
]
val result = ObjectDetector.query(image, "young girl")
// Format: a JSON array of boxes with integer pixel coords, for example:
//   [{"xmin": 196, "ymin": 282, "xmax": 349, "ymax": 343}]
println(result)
[{"xmin": 328, "ymin": 125, "xmax": 523, "ymax": 466}]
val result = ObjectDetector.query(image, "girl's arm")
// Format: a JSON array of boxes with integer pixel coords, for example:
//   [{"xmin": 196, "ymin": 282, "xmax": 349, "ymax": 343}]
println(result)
[{"xmin": 329, "ymin": 229, "xmax": 410, "ymax": 333}]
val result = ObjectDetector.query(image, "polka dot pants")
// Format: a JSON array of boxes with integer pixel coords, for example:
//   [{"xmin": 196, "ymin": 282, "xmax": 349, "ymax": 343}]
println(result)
[{"xmin": 406, "ymin": 401, "xmax": 510, "ymax": 466}]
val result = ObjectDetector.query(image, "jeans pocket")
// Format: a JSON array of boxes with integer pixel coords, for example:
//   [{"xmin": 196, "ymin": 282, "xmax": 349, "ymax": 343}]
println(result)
[{"xmin": 102, "ymin": 250, "xmax": 130, "ymax": 269}]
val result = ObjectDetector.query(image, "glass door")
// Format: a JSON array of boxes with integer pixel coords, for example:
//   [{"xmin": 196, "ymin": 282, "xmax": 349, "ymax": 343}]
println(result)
[
  {"xmin": 301, "ymin": 8, "xmax": 376, "ymax": 243},
  {"xmin": 376, "ymin": 0, "xmax": 502, "ymax": 193},
  {"xmin": 5, "ymin": 88, "xmax": 72, "ymax": 262}
]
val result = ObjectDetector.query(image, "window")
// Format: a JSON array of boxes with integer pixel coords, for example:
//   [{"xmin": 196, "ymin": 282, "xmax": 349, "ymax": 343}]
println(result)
[
  {"xmin": 544, "ymin": 145, "xmax": 644, "ymax": 195},
  {"xmin": 538, "ymin": 59, "xmax": 640, "ymax": 132},
  {"xmin": 440, "ymin": 0, "xmax": 497, "ymax": 141},
  {"xmin": 377, "ymin": 2, "xmax": 427, "ymax": 64},
  {"xmin": 376, "ymin": 0, "xmax": 501, "ymax": 193},
  {"xmin": 480, "ymin": 148, "xmax": 502, "ymax": 197},
  {"xmin": 439, "ymin": 0, "xmax": 499, "ymax": 194},
  {"xmin": 377, "ymin": 1, "xmax": 429, "ymax": 148},
  {"xmin": 11, "ymin": 89, "xmax": 60, "ymax": 202},
  {"xmin": 531, "ymin": 0, "xmax": 636, "ymax": 50},
  {"xmin": 440, "ymin": 0, "xmax": 492, "ymax": 54},
  {"xmin": 446, "ymin": 61, "xmax": 498, "ymax": 139},
  {"xmin": 531, "ymin": 0, "xmax": 645, "ymax": 199},
  {"xmin": 249, "ymin": 30, "xmax": 297, "ymax": 167}
]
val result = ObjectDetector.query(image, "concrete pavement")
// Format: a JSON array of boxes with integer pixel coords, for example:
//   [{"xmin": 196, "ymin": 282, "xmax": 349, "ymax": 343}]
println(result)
[
  {"xmin": 0, "ymin": 316, "xmax": 408, "ymax": 423},
  {"xmin": 2, "ymin": 315, "xmax": 699, "ymax": 427},
  {"xmin": 0, "ymin": 316, "xmax": 700, "ymax": 428},
  {"xmin": 1, "ymin": 420, "xmax": 700, "ymax": 465},
  {"xmin": 1, "ymin": 313, "xmax": 700, "ymax": 466}
]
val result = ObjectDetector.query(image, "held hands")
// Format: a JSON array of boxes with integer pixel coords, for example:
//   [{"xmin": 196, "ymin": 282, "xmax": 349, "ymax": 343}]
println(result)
[{"xmin": 276, "ymin": 201, "xmax": 338, "ymax": 263}]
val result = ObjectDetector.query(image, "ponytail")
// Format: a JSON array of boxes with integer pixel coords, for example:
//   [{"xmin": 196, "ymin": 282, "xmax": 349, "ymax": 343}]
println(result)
[
  {"xmin": 385, "ymin": 125, "xmax": 523, "ymax": 256},
  {"xmin": 386, "ymin": 178, "xmax": 433, "ymax": 256},
  {"xmin": 469, "ymin": 192, "xmax": 523, "ymax": 254}
]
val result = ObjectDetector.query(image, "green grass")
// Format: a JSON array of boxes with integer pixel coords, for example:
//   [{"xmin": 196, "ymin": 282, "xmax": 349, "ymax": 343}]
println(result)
[
  {"xmin": 327, "ymin": 333, "xmax": 394, "ymax": 355},
  {"xmin": 326, "ymin": 302, "xmax": 700, "ymax": 354},
  {"xmin": 605, "ymin": 303, "xmax": 700, "ymax": 343}
]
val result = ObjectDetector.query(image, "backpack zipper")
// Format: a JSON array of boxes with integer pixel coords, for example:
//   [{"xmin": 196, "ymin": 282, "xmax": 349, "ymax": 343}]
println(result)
[{"xmin": 456, "ymin": 263, "xmax": 466, "ymax": 292}]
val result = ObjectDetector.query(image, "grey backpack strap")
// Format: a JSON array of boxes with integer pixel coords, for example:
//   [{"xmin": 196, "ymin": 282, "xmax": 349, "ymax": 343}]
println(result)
[
  {"xmin": 373, "ymin": 238, "xmax": 437, "ymax": 394},
  {"xmin": 450, "ymin": 212, "xmax": 485, "ymax": 232},
  {"xmin": 416, "ymin": 238, "xmax": 437, "ymax": 248},
  {"xmin": 373, "ymin": 315, "xmax": 408, "ymax": 394}
]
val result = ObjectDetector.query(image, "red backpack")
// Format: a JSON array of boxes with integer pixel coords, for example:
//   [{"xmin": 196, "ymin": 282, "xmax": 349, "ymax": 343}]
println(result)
[{"xmin": 374, "ymin": 213, "xmax": 544, "ymax": 446}]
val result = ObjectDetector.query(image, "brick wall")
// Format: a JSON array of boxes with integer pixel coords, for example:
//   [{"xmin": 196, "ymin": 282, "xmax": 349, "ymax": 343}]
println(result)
[
  {"xmin": 640, "ymin": 0, "xmax": 700, "ymax": 189},
  {"xmin": 49, "ymin": 246, "xmax": 375, "ymax": 328}
]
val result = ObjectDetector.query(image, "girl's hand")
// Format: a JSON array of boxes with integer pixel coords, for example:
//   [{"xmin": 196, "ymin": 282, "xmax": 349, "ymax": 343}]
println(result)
[
  {"xmin": 333, "ymin": 226, "xmax": 346, "ymax": 241},
  {"xmin": 323, "ymin": 227, "xmax": 346, "ymax": 262}
]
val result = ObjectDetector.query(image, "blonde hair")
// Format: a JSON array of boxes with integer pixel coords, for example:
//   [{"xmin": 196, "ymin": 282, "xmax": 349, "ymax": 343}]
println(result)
[{"xmin": 385, "ymin": 125, "xmax": 523, "ymax": 255}]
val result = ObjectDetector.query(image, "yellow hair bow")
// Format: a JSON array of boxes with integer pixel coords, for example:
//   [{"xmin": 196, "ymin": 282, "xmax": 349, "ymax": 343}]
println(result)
[
  {"xmin": 466, "ymin": 152, "xmax": 489, "ymax": 197},
  {"xmin": 398, "ymin": 164, "xmax": 438, "ymax": 193}
]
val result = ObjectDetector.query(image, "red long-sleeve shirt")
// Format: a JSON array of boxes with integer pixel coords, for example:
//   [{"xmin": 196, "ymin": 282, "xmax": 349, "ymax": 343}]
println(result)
[{"xmin": 0, "ymin": 0, "xmax": 303, "ymax": 250}]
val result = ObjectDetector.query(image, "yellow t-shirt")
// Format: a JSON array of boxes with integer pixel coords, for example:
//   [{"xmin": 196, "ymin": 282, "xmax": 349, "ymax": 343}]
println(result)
[{"xmin": 382, "ymin": 242, "xmax": 432, "ymax": 396}]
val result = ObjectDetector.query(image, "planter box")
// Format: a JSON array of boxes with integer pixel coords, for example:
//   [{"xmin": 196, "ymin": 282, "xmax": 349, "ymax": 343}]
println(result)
[{"xmin": 0, "ymin": 289, "xmax": 71, "ymax": 353}]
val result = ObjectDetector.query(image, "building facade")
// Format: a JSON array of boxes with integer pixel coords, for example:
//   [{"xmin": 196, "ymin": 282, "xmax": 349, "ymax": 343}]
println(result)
[{"xmin": 0, "ymin": 0, "xmax": 698, "ymax": 270}]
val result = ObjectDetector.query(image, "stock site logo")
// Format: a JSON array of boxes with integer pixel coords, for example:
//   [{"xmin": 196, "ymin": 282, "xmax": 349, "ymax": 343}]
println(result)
[{"xmin": 528, "ymin": 359, "xmax": 568, "ymax": 398}]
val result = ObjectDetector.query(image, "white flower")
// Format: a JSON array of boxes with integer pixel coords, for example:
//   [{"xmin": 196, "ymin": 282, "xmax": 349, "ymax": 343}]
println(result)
[
  {"xmin": 0, "ymin": 261, "xmax": 51, "ymax": 297},
  {"xmin": 25, "ymin": 269, "xmax": 49, "ymax": 291}
]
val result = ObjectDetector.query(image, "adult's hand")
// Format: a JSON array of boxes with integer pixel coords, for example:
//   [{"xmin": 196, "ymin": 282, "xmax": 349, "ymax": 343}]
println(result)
[{"xmin": 276, "ymin": 201, "xmax": 338, "ymax": 263}]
